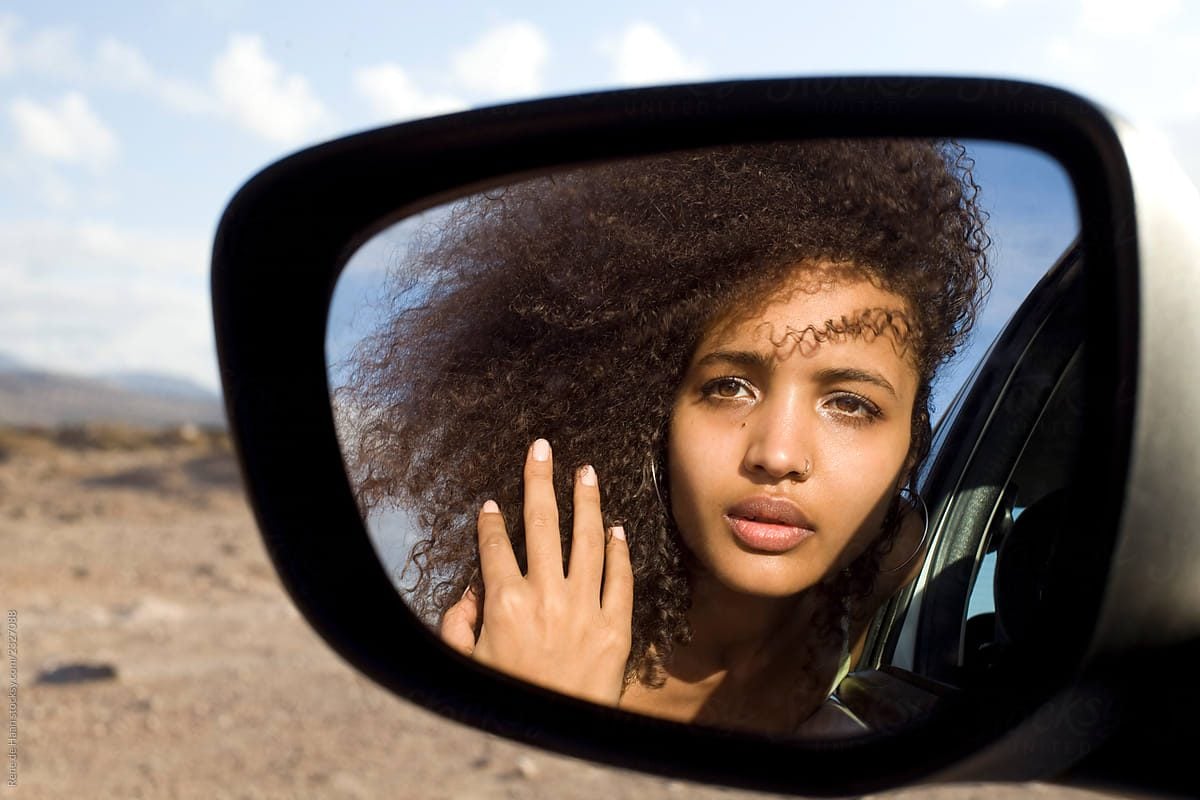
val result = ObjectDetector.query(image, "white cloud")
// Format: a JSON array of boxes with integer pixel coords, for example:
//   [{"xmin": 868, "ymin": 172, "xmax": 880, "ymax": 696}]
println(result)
[
  {"xmin": 0, "ymin": 146, "xmax": 121, "ymax": 212},
  {"xmin": 0, "ymin": 14, "xmax": 17, "ymax": 75},
  {"xmin": 1, "ymin": 18, "xmax": 332, "ymax": 144},
  {"xmin": 0, "ymin": 220, "xmax": 217, "ymax": 389},
  {"xmin": 0, "ymin": 17, "xmax": 212, "ymax": 115},
  {"xmin": 1045, "ymin": 10, "xmax": 1200, "ymax": 127},
  {"xmin": 17, "ymin": 24, "xmax": 84, "ymax": 77},
  {"xmin": 95, "ymin": 37, "xmax": 214, "ymax": 114},
  {"xmin": 608, "ymin": 22, "xmax": 705, "ymax": 87},
  {"xmin": 32, "ymin": 169, "xmax": 78, "ymax": 210},
  {"xmin": 452, "ymin": 21, "xmax": 549, "ymax": 97},
  {"xmin": 353, "ymin": 63, "xmax": 466, "ymax": 122},
  {"xmin": 1080, "ymin": 0, "xmax": 1182, "ymax": 37},
  {"xmin": 0, "ymin": 219, "xmax": 208, "ymax": 280},
  {"xmin": 211, "ymin": 33, "xmax": 328, "ymax": 144},
  {"xmin": 9, "ymin": 92, "xmax": 118, "ymax": 170},
  {"xmin": 78, "ymin": 221, "xmax": 209, "ymax": 278},
  {"xmin": 94, "ymin": 36, "xmax": 153, "ymax": 85},
  {"xmin": 1045, "ymin": 34, "xmax": 1097, "ymax": 73}
]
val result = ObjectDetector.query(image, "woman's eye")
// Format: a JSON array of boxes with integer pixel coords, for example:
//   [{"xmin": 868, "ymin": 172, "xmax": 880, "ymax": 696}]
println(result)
[
  {"xmin": 701, "ymin": 377, "xmax": 755, "ymax": 400},
  {"xmin": 823, "ymin": 392, "xmax": 882, "ymax": 421}
]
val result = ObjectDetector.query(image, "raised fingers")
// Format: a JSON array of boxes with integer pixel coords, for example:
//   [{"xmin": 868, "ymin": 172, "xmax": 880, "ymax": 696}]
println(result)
[
  {"xmin": 567, "ymin": 464, "xmax": 606, "ymax": 597},
  {"xmin": 476, "ymin": 499, "xmax": 521, "ymax": 589},
  {"xmin": 522, "ymin": 438, "xmax": 564, "ymax": 583},
  {"xmin": 600, "ymin": 525, "xmax": 634, "ymax": 622}
]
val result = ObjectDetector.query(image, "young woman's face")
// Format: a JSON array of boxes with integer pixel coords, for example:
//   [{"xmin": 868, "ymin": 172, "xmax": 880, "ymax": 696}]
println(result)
[{"xmin": 667, "ymin": 267, "xmax": 919, "ymax": 598}]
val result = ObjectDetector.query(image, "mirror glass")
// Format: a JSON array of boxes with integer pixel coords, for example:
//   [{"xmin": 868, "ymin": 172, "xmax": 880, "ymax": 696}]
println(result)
[{"xmin": 325, "ymin": 140, "xmax": 1079, "ymax": 738}]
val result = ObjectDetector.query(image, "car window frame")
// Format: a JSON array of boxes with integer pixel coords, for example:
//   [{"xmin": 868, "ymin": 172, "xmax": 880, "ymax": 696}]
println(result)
[{"xmin": 861, "ymin": 241, "xmax": 1085, "ymax": 680}]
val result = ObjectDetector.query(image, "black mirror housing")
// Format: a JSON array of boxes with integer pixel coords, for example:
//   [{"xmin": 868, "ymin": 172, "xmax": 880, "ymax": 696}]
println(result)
[{"xmin": 212, "ymin": 77, "xmax": 1200, "ymax": 796}]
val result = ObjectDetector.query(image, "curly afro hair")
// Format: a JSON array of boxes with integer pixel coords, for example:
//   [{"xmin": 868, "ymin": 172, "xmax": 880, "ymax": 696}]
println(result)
[{"xmin": 339, "ymin": 139, "xmax": 990, "ymax": 687}]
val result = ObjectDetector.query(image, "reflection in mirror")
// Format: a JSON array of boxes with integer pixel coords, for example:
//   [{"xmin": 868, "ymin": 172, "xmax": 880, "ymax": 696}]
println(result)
[{"xmin": 326, "ymin": 140, "xmax": 1079, "ymax": 738}]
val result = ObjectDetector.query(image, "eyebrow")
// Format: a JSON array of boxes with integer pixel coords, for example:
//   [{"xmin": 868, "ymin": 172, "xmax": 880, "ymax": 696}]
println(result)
[
  {"xmin": 812, "ymin": 366, "xmax": 898, "ymax": 398},
  {"xmin": 694, "ymin": 349, "xmax": 774, "ymax": 371},
  {"xmin": 694, "ymin": 351, "xmax": 898, "ymax": 399}
]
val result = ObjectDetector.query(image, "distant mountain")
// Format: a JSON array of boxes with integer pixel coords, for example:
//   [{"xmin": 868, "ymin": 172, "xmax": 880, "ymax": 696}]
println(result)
[
  {"xmin": 0, "ymin": 352, "xmax": 28, "ymax": 371},
  {"xmin": 0, "ymin": 365, "xmax": 226, "ymax": 428},
  {"xmin": 99, "ymin": 371, "xmax": 220, "ymax": 402}
]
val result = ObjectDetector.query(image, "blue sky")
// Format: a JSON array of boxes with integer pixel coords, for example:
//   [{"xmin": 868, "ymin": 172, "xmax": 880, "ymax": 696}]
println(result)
[{"xmin": 1, "ymin": 1, "xmax": 1197, "ymax": 393}]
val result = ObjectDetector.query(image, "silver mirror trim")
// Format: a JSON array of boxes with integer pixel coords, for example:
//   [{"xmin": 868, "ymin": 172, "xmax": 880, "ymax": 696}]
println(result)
[{"xmin": 1093, "ymin": 118, "xmax": 1200, "ymax": 655}]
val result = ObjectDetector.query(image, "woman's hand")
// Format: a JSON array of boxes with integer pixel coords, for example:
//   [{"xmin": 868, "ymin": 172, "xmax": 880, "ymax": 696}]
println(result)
[{"xmin": 439, "ymin": 438, "xmax": 634, "ymax": 706}]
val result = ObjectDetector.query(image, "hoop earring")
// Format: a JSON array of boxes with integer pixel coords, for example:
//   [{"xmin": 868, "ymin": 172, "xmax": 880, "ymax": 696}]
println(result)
[
  {"xmin": 648, "ymin": 454, "xmax": 667, "ymax": 510},
  {"xmin": 880, "ymin": 487, "xmax": 930, "ymax": 574}
]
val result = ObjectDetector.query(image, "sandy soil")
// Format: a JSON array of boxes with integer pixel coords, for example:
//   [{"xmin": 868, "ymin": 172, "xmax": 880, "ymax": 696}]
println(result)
[{"xmin": 0, "ymin": 428, "xmax": 1138, "ymax": 799}]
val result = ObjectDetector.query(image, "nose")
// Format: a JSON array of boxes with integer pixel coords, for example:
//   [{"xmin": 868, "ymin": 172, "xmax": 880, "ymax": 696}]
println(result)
[{"xmin": 742, "ymin": 392, "xmax": 812, "ymax": 482}]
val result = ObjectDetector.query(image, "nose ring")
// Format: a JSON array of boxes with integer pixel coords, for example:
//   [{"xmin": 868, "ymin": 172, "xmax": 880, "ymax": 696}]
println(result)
[{"xmin": 796, "ymin": 458, "xmax": 812, "ymax": 481}]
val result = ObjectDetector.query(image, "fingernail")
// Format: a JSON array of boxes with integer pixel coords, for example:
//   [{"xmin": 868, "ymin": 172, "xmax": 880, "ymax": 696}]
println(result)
[
  {"xmin": 531, "ymin": 438, "xmax": 551, "ymax": 461},
  {"xmin": 609, "ymin": 525, "xmax": 626, "ymax": 542},
  {"xmin": 580, "ymin": 464, "xmax": 596, "ymax": 486},
  {"xmin": 482, "ymin": 499, "xmax": 499, "ymax": 513}
]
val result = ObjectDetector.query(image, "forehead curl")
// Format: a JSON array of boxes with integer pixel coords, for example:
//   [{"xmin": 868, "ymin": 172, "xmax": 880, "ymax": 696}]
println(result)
[{"xmin": 764, "ymin": 307, "xmax": 916, "ymax": 361}]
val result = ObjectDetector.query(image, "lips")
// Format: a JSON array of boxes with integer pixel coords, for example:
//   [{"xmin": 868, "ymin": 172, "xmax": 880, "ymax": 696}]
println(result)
[{"xmin": 724, "ymin": 496, "xmax": 816, "ymax": 553}]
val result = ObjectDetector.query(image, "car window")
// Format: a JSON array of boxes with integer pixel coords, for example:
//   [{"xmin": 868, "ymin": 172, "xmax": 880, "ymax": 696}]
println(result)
[
  {"xmin": 874, "ymin": 244, "xmax": 1086, "ymax": 685},
  {"xmin": 961, "ymin": 346, "xmax": 1085, "ymax": 678}
]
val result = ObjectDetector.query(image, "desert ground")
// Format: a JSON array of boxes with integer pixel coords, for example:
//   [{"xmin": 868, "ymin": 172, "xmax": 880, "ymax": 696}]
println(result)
[{"xmin": 0, "ymin": 426, "xmax": 1138, "ymax": 799}]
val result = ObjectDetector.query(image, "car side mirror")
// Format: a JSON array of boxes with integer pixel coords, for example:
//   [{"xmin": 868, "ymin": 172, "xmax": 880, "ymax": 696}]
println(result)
[{"xmin": 211, "ymin": 77, "xmax": 1200, "ymax": 797}]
